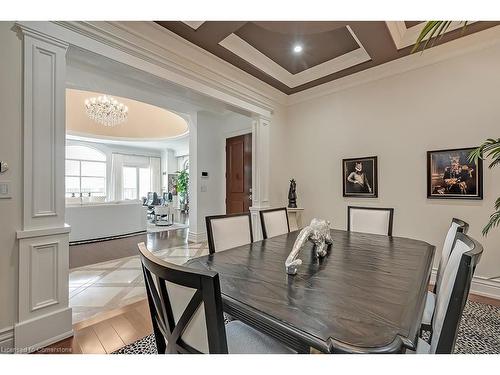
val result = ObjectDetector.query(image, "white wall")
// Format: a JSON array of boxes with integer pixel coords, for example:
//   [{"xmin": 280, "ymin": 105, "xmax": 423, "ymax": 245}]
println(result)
[
  {"xmin": 0, "ymin": 21, "xmax": 21, "ymax": 345},
  {"xmin": 192, "ymin": 111, "xmax": 253, "ymax": 237},
  {"xmin": 286, "ymin": 43, "xmax": 500, "ymax": 280}
]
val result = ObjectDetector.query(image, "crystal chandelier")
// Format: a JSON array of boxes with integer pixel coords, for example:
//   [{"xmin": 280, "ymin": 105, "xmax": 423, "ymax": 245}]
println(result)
[{"xmin": 84, "ymin": 95, "xmax": 128, "ymax": 127}]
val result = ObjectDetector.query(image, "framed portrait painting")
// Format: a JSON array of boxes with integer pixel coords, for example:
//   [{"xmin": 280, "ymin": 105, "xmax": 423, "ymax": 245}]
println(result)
[
  {"xmin": 342, "ymin": 156, "xmax": 378, "ymax": 198},
  {"xmin": 427, "ymin": 147, "xmax": 483, "ymax": 199}
]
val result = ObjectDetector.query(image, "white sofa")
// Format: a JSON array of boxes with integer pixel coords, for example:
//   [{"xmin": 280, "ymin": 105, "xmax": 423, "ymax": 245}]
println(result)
[{"xmin": 66, "ymin": 200, "xmax": 147, "ymax": 242}]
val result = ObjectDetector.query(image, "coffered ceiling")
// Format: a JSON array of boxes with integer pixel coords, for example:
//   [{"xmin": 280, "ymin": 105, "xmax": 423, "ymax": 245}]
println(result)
[{"xmin": 156, "ymin": 21, "xmax": 500, "ymax": 94}]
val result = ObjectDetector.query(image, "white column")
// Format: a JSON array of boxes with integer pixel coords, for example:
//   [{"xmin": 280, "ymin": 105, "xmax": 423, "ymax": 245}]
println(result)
[
  {"xmin": 187, "ymin": 113, "xmax": 205, "ymax": 242},
  {"xmin": 249, "ymin": 116, "xmax": 271, "ymax": 241},
  {"xmin": 14, "ymin": 25, "xmax": 72, "ymax": 352}
]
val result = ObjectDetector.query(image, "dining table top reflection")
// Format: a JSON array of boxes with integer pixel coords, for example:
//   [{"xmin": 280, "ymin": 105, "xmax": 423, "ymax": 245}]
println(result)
[{"xmin": 186, "ymin": 229, "xmax": 435, "ymax": 353}]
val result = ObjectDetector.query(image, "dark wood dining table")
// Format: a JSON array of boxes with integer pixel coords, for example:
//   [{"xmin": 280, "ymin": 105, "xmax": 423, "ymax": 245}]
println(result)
[{"xmin": 185, "ymin": 229, "xmax": 435, "ymax": 354}]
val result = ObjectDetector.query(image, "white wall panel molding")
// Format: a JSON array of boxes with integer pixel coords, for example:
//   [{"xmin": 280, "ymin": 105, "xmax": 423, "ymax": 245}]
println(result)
[
  {"xmin": 251, "ymin": 116, "xmax": 270, "ymax": 210},
  {"xmin": 16, "ymin": 232, "xmax": 71, "ymax": 351},
  {"xmin": 29, "ymin": 241, "xmax": 60, "ymax": 312},
  {"xmin": 16, "ymin": 224, "xmax": 71, "ymax": 240},
  {"xmin": 0, "ymin": 327, "xmax": 14, "ymax": 353},
  {"xmin": 20, "ymin": 24, "xmax": 68, "ymax": 230},
  {"xmin": 430, "ymin": 268, "xmax": 500, "ymax": 300},
  {"xmin": 14, "ymin": 24, "xmax": 72, "ymax": 353}
]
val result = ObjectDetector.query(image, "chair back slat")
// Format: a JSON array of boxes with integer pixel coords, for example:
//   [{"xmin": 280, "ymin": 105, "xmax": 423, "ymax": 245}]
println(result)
[
  {"xmin": 435, "ymin": 218, "xmax": 469, "ymax": 294},
  {"xmin": 138, "ymin": 242, "xmax": 228, "ymax": 353},
  {"xmin": 431, "ymin": 233, "xmax": 483, "ymax": 353},
  {"xmin": 347, "ymin": 206, "xmax": 394, "ymax": 236},
  {"xmin": 260, "ymin": 207, "xmax": 290, "ymax": 239},
  {"xmin": 206, "ymin": 212, "xmax": 253, "ymax": 253}
]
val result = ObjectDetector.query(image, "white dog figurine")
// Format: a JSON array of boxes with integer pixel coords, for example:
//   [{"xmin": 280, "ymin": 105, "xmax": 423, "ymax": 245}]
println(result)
[{"xmin": 285, "ymin": 218, "xmax": 333, "ymax": 275}]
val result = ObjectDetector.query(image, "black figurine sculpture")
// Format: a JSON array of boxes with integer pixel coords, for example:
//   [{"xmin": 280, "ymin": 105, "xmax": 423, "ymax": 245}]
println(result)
[{"xmin": 288, "ymin": 179, "xmax": 297, "ymax": 208}]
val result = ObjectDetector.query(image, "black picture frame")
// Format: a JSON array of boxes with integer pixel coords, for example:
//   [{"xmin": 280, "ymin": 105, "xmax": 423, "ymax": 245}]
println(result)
[
  {"xmin": 427, "ymin": 147, "xmax": 483, "ymax": 200},
  {"xmin": 342, "ymin": 156, "xmax": 378, "ymax": 198}
]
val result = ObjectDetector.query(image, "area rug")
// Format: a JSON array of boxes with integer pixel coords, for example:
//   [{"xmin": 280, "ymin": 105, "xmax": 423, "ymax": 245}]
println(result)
[{"xmin": 113, "ymin": 300, "xmax": 500, "ymax": 354}]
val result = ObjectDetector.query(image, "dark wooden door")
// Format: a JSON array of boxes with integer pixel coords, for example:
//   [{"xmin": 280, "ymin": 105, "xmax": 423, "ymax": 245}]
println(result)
[{"xmin": 226, "ymin": 133, "xmax": 252, "ymax": 214}]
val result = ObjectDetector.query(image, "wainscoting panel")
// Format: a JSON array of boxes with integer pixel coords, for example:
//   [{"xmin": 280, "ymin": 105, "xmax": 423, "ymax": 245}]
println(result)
[
  {"xmin": 15, "ymin": 24, "xmax": 72, "ymax": 352},
  {"xmin": 30, "ymin": 241, "xmax": 59, "ymax": 312}
]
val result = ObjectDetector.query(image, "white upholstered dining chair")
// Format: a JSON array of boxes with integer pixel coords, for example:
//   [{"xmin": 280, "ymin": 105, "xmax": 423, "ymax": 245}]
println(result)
[
  {"xmin": 347, "ymin": 206, "xmax": 394, "ymax": 236},
  {"xmin": 421, "ymin": 218, "xmax": 469, "ymax": 329},
  {"xmin": 259, "ymin": 207, "xmax": 290, "ymax": 239},
  {"xmin": 412, "ymin": 232, "xmax": 482, "ymax": 353},
  {"xmin": 205, "ymin": 212, "xmax": 253, "ymax": 254},
  {"xmin": 138, "ymin": 242, "xmax": 295, "ymax": 354}
]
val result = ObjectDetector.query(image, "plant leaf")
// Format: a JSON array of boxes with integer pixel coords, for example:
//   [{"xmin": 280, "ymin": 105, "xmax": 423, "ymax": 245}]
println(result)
[
  {"xmin": 482, "ymin": 210, "xmax": 500, "ymax": 236},
  {"xmin": 412, "ymin": 21, "xmax": 467, "ymax": 53}
]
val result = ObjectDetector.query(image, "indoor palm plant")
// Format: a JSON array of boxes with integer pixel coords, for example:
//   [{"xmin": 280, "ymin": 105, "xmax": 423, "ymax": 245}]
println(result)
[
  {"xmin": 469, "ymin": 139, "xmax": 500, "ymax": 235},
  {"xmin": 414, "ymin": 22, "xmax": 499, "ymax": 235}
]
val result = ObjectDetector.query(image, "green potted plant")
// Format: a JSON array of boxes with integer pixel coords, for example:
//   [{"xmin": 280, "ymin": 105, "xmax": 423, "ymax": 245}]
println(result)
[
  {"xmin": 414, "ymin": 23, "xmax": 499, "ymax": 235},
  {"xmin": 176, "ymin": 169, "xmax": 189, "ymax": 212},
  {"xmin": 469, "ymin": 139, "xmax": 500, "ymax": 235}
]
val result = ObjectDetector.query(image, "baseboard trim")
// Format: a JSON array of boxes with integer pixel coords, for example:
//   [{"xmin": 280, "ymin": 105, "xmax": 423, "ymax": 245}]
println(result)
[
  {"xmin": 0, "ymin": 327, "xmax": 14, "ymax": 354},
  {"xmin": 69, "ymin": 230, "xmax": 146, "ymax": 246},
  {"xmin": 430, "ymin": 268, "xmax": 500, "ymax": 300},
  {"xmin": 188, "ymin": 231, "xmax": 207, "ymax": 243},
  {"xmin": 14, "ymin": 307, "xmax": 73, "ymax": 353}
]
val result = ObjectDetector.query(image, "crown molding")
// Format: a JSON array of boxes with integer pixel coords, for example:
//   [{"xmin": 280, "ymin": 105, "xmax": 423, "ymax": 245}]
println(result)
[
  {"xmin": 15, "ymin": 22, "xmax": 500, "ymax": 113},
  {"xmin": 16, "ymin": 21, "xmax": 286, "ymax": 119},
  {"xmin": 68, "ymin": 21, "xmax": 287, "ymax": 109},
  {"xmin": 287, "ymin": 25, "xmax": 500, "ymax": 106}
]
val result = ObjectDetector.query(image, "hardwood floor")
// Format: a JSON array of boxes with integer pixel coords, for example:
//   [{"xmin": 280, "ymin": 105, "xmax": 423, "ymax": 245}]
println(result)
[
  {"xmin": 38, "ymin": 292, "xmax": 500, "ymax": 354},
  {"xmin": 35, "ymin": 299, "xmax": 152, "ymax": 354}
]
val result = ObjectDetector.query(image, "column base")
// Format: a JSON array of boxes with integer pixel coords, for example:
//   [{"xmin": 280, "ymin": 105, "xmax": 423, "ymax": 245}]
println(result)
[
  {"xmin": 249, "ymin": 206, "xmax": 271, "ymax": 241},
  {"xmin": 188, "ymin": 230, "xmax": 207, "ymax": 243},
  {"xmin": 14, "ymin": 307, "xmax": 73, "ymax": 353}
]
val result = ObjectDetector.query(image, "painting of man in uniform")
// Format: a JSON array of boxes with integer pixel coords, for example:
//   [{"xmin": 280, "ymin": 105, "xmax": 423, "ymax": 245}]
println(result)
[{"xmin": 427, "ymin": 147, "xmax": 483, "ymax": 199}]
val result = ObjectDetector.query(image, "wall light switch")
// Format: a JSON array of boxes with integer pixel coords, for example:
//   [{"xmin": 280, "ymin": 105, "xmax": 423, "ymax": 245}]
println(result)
[{"xmin": 0, "ymin": 181, "xmax": 12, "ymax": 199}]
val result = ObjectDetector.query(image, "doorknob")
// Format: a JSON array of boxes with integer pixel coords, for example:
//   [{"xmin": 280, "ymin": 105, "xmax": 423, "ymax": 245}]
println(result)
[{"xmin": 248, "ymin": 194, "xmax": 252, "ymax": 201}]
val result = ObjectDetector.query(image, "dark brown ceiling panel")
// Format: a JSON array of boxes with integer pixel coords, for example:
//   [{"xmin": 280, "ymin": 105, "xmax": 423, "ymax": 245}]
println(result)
[
  {"xmin": 234, "ymin": 22, "xmax": 359, "ymax": 74},
  {"xmin": 155, "ymin": 21, "xmax": 500, "ymax": 95},
  {"xmin": 404, "ymin": 21, "xmax": 423, "ymax": 28}
]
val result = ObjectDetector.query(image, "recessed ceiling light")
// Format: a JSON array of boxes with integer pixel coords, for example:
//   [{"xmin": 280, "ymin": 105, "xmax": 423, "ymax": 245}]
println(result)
[{"xmin": 293, "ymin": 44, "xmax": 303, "ymax": 53}]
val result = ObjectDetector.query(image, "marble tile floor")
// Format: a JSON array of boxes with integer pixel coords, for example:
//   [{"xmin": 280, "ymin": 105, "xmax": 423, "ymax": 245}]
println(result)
[{"xmin": 69, "ymin": 242, "xmax": 209, "ymax": 323}]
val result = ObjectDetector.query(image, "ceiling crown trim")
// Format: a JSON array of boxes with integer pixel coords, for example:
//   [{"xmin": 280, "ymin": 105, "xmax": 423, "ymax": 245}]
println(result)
[
  {"xmin": 385, "ymin": 21, "xmax": 476, "ymax": 50},
  {"xmin": 182, "ymin": 21, "xmax": 205, "ymax": 30},
  {"xmin": 219, "ymin": 25, "xmax": 370, "ymax": 88}
]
